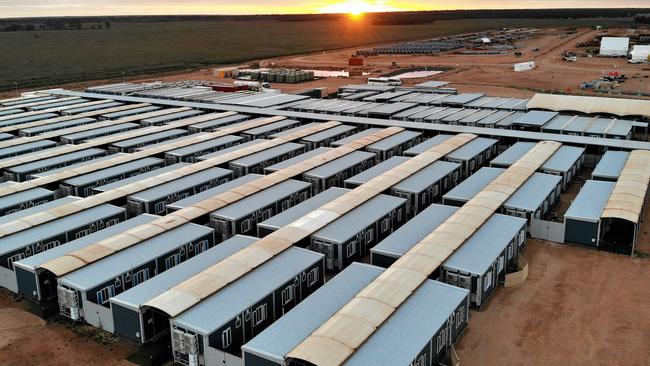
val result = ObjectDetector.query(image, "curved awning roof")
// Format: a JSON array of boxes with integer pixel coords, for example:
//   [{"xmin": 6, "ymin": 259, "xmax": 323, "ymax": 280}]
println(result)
[
  {"xmin": 527, "ymin": 94, "xmax": 650, "ymax": 119},
  {"xmin": 601, "ymin": 150, "xmax": 650, "ymax": 224}
]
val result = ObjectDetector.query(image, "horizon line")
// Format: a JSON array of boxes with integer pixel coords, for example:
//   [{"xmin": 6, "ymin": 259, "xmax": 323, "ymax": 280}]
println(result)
[{"xmin": 1, "ymin": 7, "xmax": 650, "ymax": 20}]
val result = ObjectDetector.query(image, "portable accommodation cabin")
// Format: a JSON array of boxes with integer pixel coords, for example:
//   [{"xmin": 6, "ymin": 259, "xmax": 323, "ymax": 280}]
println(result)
[
  {"xmin": 100, "ymin": 105, "xmax": 161, "ymax": 120},
  {"xmin": 390, "ymin": 105, "xmax": 433, "ymax": 121},
  {"xmin": 60, "ymin": 123, "xmax": 141, "ymax": 144},
  {"xmin": 0, "ymin": 113, "xmax": 59, "ymax": 127},
  {"xmin": 206, "ymin": 178, "xmax": 312, "ymax": 242},
  {"xmin": 564, "ymin": 180, "xmax": 615, "ymax": 249},
  {"xmin": 164, "ymin": 135, "xmax": 243, "ymax": 164},
  {"xmin": 170, "ymin": 247, "xmax": 324, "ymax": 366},
  {"xmin": 240, "ymin": 119, "xmax": 302, "ymax": 141},
  {"xmin": 29, "ymin": 98, "xmax": 90, "ymax": 111},
  {"xmin": 591, "ymin": 151, "xmax": 629, "ymax": 181},
  {"xmin": 140, "ymin": 110, "xmax": 204, "ymax": 126},
  {"xmin": 423, "ymin": 107, "xmax": 463, "ymax": 123},
  {"xmin": 0, "ymin": 203, "xmax": 126, "ymax": 292},
  {"xmin": 126, "ymin": 166, "xmax": 233, "ymax": 216},
  {"xmin": 295, "ymin": 124, "xmax": 356, "ymax": 150},
  {"xmin": 264, "ymin": 147, "xmax": 376, "ymax": 194},
  {"xmin": 92, "ymin": 163, "xmax": 189, "ymax": 195},
  {"xmin": 332, "ymin": 128, "xmax": 422, "ymax": 162},
  {"xmin": 58, "ymin": 157, "xmax": 165, "ymax": 197},
  {"xmin": 508, "ymin": 110, "xmax": 558, "ymax": 131},
  {"xmin": 187, "ymin": 114, "xmax": 249, "ymax": 133},
  {"xmin": 0, "ymin": 109, "xmax": 23, "ymax": 117},
  {"xmin": 370, "ymin": 204, "xmax": 526, "ymax": 308},
  {"xmin": 310, "ymin": 191, "xmax": 407, "ymax": 272},
  {"xmin": 599, "ymin": 37, "xmax": 630, "ymax": 56},
  {"xmin": 490, "ymin": 142, "xmax": 585, "ymax": 191},
  {"xmin": 110, "ymin": 235, "xmax": 258, "ymax": 344},
  {"xmin": 13, "ymin": 214, "xmax": 157, "ymax": 314},
  {"xmin": 257, "ymin": 187, "xmax": 348, "ymax": 238},
  {"xmin": 0, "ymin": 140, "xmax": 57, "ymax": 160},
  {"xmin": 0, "ymin": 196, "xmax": 77, "ymax": 226},
  {"xmin": 60, "ymin": 102, "xmax": 123, "ymax": 115},
  {"xmin": 56, "ymin": 222, "xmax": 214, "ymax": 332},
  {"xmin": 344, "ymin": 156, "xmax": 461, "ymax": 216},
  {"xmin": 474, "ymin": 110, "xmax": 518, "ymax": 128},
  {"xmin": 241, "ymin": 263, "xmax": 470, "ymax": 366},
  {"xmin": 364, "ymin": 102, "xmax": 419, "ymax": 119},
  {"xmin": 108, "ymin": 129, "xmax": 190, "ymax": 153},
  {"xmin": 0, "ymin": 184, "xmax": 56, "ymax": 215},
  {"xmin": 198, "ymin": 140, "xmax": 305, "ymax": 177},
  {"xmin": 166, "ymin": 174, "xmax": 260, "ymax": 217},
  {"xmin": 3, "ymin": 147, "xmax": 107, "ymax": 182},
  {"xmin": 443, "ymin": 167, "xmax": 562, "ymax": 231},
  {"xmin": 405, "ymin": 135, "xmax": 498, "ymax": 178},
  {"xmin": 18, "ymin": 117, "xmax": 97, "ymax": 136}
]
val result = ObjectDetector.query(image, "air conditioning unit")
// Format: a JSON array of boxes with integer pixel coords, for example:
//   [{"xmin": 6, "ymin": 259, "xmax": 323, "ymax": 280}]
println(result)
[
  {"xmin": 57, "ymin": 286, "xmax": 80, "ymax": 320},
  {"xmin": 172, "ymin": 328, "xmax": 199, "ymax": 366}
]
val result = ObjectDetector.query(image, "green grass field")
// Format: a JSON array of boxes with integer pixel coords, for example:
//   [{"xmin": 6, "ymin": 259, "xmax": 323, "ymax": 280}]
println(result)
[{"xmin": 0, "ymin": 17, "xmax": 634, "ymax": 90}]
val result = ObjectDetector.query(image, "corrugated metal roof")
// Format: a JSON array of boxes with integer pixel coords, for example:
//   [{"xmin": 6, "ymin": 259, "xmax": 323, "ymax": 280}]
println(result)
[
  {"xmin": 446, "ymin": 137, "xmax": 497, "ymax": 161},
  {"xmin": 312, "ymin": 193, "xmax": 406, "ymax": 243},
  {"xmin": 444, "ymin": 214, "xmax": 526, "ymax": 274},
  {"xmin": 365, "ymin": 102, "xmax": 418, "ymax": 116},
  {"xmin": 0, "ymin": 187, "xmax": 53, "ymax": 211},
  {"xmin": 346, "ymin": 156, "xmax": 460, "ymax": 193},
  {"xmin": 128, "ymin": 166, "xmax": 232, "ymax": 202},
  {"xmin": 7, "ymin": 148, "xmax": 106, "ymax": 175},
  {"xmin": 492, "ymin": 142, "xmax": 584, "ymax": 173},
  {"xmin": 94, "ymin": 163, "xmax": 189, "ymax": 193},
  {"xmin": 15, "ymin": 214, "xmax": 158, "ymax": 272},
  {"xmin": 372, "ymin": 204, "xmax": 457, "ymax": 259},
  {"xmin": 564, "ymin": 180, "xmax": 615, "ymax": 222},
  {"xmin": 243, "ymin": 119, "xmax": 297, "ymax": 136},
  {"xmin": 63, "ymin": 157, "xmax": 164, "ymax": 187},
  {"xmin": 367, "ymin": 130, "xmax": 421, "ymax": 152},
  {"xmin": 592, "ymin": 151, "xmax": 630, "ymax": 180},
  {"xmin": 439, "ymin": 93, "xmax": 485, "ymax": 106},
  {"xmin": 445, "ymin": 167, "xmax": 561, "ymax": 211},
  {"xmin": 32, "ymin": 154, "xmax": 128, "ymax": 179},
  {"xmin": 269, "ymin": 122, "xmax": 321, "ymax": 138},
  {"xmin": 242, "ymin": 263, "xmax": 383, "ymax": 364},
  {"xmin": 140, "ymin": 110, "xmax": 203, "ymax": 125},
  {"xmin": 167, "ymin": 174, "xmax": 262, "ymax": 212},
  {"xmin": 601, "ymin": 150, "xmax": 650, "ymax": 224},
  {"xmin": 171, "ymin": 247, "xmax": 323, "ymax": 335},
  {"xmin": 229, "ymin": 142, "xmax": 304, "ymax": 168},
  {"xmin": 331, "ymin": 128, "xmax": 382, "ymax": 147},
  {"xmin": 58, "ymin": 222, "xmax": 213, "ymax": 291},
  {"xmin": 62, "ymin": 123, "xmax": 140, "ymax": 142},
  {"xmin": 0, "ymin": 203, "xmax": 125, "ymax": 256},
  {"xmin": 343, "ymin": 280, "xmax": 468, "ymax": 366},
  {"xmin": 110, "ymin": 129, "xmax": 188, "ymax": 149},
  {"xmin": 110, "ymin": 235, "xmax": 257, "ymax": 311},
  {"xmin": 19, "ymin": 117, "xmax": 96, "ymax": 135},
  {"xmin": 512, "ymin": 110, "xmax": 558, "ymax": 127},
  {"xmin": 0, "ymin": 196, "xmax": 77, "ymax": 225},
  {"xmin": 211, "ymin": 179, "xmax": 311, "ymax": 220},
  {"xmin": 165, "ymin": 134, "xmax": 242, "ymax": 158},
  {"xmin": 302, "ymin": 125, "xmax": 356, "ymax": 143},
  {"xmin": 257, "ymin": 188, "xmax": 349, "ymax": 233},
  {"xmin": 403, "ymin": 134, "xmax": 453, "ymax": 156}
]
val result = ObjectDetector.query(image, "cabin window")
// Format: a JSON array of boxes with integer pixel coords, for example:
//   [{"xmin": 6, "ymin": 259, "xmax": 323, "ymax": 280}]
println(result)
[
  {"xmin": 484, "ymin": 271, "xmax": 492, "ymax": 291},
  {"xmin": 346, "ymin": 242, "xmax": 356, "ymax": 258},
  {"xmin": 240, "ymin": 219, "xmax": 251, "ymax": 233},
  {"xmin": 365, "ymin": 228, "xmax": 374, "ymax": 244},
  {"xmin": 166, "ymin": 254, "xmax": 180, "ymax": 270},
  {"xmin": 132, "ymin": 268, "xmax": 149, "ymax": 286},
  {"xmin": 252, "ymin": 304, "xmax": 267, "ymax": 326},
  {"xmin": 381, "ymin": 218, "xmax": 390, "ymax": 233},
  {"xmin": 7, "ymin": 253, "xmax": 25, "ymax": 270},
  {"xmin": 235, "ymin": 317, "xmax": 241, "ymax": 328},
  {"xmin": 96, "ymin": 285, "xmax": 115, "ymax": 304},
  {"xmin": 281, "ymin": 286, "xmax": 295, "ymax": 306},
  {"xmin": 154, "ymin": 202, "xmax": 165, "ymax": 214},
  {"xmin": 307, "ymin": 268, "xmax": 319, "ymax": 287},
  {"xmin": 281, "ymin": 200, "xmax": 290, "ymax": 211},
  {"xmin": 221, "ymin": 327, "xmax": 232, "ymax": 348}
]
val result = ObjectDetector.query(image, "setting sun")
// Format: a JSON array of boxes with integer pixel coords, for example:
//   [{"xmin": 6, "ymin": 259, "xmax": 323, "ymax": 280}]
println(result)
[{"xmin": 319, "ymin": 0, "xmax": 397, "ymax": 16}]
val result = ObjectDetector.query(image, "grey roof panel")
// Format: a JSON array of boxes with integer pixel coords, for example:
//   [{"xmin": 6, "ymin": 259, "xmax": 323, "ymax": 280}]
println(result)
[
  {"xmin": 110, "ymin": 235, "xmax": 257, "ymax": 310},
  {"xmin": 492, "ymin": 142, "xmax": 584, "ymax": 173},
  {"xmin": 512, "ymin": 110, "xmax": 558, "ymax": 127},
  {"xmin": 0, "ymin": 187, "xmax": 54, "ymax": 212},
  {"xmin": 110, "ymin": 129, "xmax": 188, "ymax": 149},
  {"xmin": 372, "ymin": 204, "xmax": 457, "ymax": 258},
  {"xmin": 14, "ymin": 214, "xmax": 158, "ymax": 271},
  {"xmin": 129, "ymin": 166, "xmax": 232, "ymax": 202},
  {"xmin": 330, "ymin": 128, "xmax": 382, "ymax": 147},
  {"xmin": 257, "ymin": 188, "xmax": 349, "ymax": 232},
  {"xmin": 229, "ymin": 142, "xmax": 304, "ymax": 168},
  {"xmin": 344, "ymin": 280, "xmax": 468, "ymax": 366},
  {"xmin": 172, "ymin": 247, "xmax": 323, "ymax": 335},
  {"xmin": 167, "ymin": 174, "xmax": 261, "ymax": 211},
  {"xmin": 367, "ymin": 130, "xmax": 421, "ymax": 151},
  {"xmin": 0, "ymin": 203, "xmax": 125, "ymax": 255},
  {"xmin": 592, "ymin": 151, "xmax": 629, "ymax": 180},
  {"xmin": 444, "ymin": 214, "xmax": 526, "ymax": 274},
  {"xmin": 62, "ymin": 157, "xmax": 164, "ymax": 186},
  {"xmin": 8, "ymin": 148, "xmax": 106, "ymax": 175},
  {"xmin": 564, "ymin": 180, "xmax": 616, "ymax": 222},
  {"xmin": 0, "ymin": 196, "xmax": 78, "ymax": 225},
  {"xmin": 61, "ymin": 123, "xmax": 140, "ymax": 142},
  {"xmin": 301, "ymin": 125, "xmax": 356, "ymax": 143},
  {"xmin": 32, "ymin": 153, "xmax": 130, "ymax": 179},
  {"xmin": 165, "ymin": 135, "xmax": 243, "ymax": 158},
  {"xmin": 242, "ymin": 263, "xmax": 382, "ymax": 364},
  {"xmin": 403, "ymin": 134, "xmax": 454, "ymax": 156},
  {"xmin": 211, "ymin": 179, "xmax": 311, "ymax": 221},
  {"xmin": 197, "ymin": 139, "xmax": 265, "ymax": 161},
  {"xmin": 59, "ymin": 222, "xmax": 213, "ymax": 290},
  {"xmin": 312, "ymin": 193, "xmax": 406, "ymax": 243},
  {"xmin": 94, "ymin": 163, "xmax": 190, "ymax": 193}
]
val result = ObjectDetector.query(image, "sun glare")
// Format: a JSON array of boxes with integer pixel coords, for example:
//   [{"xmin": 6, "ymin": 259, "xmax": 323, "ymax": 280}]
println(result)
[{"xmin": 320, "ymin": 0, "xmax": 395, "ymax": 17}]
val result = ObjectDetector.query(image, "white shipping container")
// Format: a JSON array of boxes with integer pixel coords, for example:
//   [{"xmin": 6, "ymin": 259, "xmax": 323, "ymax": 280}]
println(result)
[{"xmin": 514, "ymin": 61, "xmax": 535, "ymax": 72}]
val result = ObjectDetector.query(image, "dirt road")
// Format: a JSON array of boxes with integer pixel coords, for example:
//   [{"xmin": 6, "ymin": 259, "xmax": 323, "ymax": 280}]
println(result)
[{"xmin": 456, "ymin": 239, "xmax": 650, "ymax": 366}]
